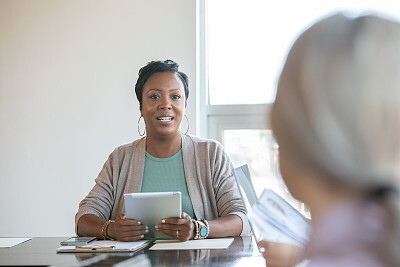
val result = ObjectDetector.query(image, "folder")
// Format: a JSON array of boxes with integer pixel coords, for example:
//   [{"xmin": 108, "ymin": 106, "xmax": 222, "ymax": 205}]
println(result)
[{"xmin": 56, "ymin": 240, "xmax": 151, "ymax": 253}]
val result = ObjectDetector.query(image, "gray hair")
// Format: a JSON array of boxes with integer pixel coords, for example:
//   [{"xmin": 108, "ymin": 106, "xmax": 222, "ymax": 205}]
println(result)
[{"xmin": 272, "ymin": 12, "xmax": 400, "ymax": 263}]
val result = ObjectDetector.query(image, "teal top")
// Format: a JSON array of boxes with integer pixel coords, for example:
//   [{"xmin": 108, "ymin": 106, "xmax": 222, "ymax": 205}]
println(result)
[{"xmin": 141, "ymin": 149, "xmax": 195, "ymax": 219}]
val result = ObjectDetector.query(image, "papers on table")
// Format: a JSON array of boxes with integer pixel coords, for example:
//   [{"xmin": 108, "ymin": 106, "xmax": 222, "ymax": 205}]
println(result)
[
  {"xmin": 57, "ymin": 240, "xmax": 150, "ymax": 253},
  {"xmin": 0, "ymin": 237, "xmax": 32, "ymax": 248},
  {"xmin": 57, "ymin": 238, "xmax": 233, "ymax": 252},
  {"xmin": 248, "ymin": 189, "xmax": 310, "ymax": 246},
  {"xmin": 149, "ymin": 238, "xmax": 234, "ymax": 250}
]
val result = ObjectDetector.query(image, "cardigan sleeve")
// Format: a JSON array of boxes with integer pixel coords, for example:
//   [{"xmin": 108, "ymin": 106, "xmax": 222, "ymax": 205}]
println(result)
[{"xmin": 211, "ymin": 142, "xmax": 251, "ymax": 236}]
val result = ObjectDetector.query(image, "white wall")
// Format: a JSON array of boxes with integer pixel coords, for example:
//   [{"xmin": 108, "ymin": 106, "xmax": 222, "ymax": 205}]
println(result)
[{"xmin": 0, "ymin": 0, "xmax": 197, "ymax": 237}]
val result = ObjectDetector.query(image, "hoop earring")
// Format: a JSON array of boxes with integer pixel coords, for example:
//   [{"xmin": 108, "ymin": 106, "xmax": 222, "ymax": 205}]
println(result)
[
  {"xmin": 184, "ymin": 114, "xmax": 189, "ymax": 135},
  {"xmin": 138, "ymin": 116, "xmax": 146, "ymax": 136}
]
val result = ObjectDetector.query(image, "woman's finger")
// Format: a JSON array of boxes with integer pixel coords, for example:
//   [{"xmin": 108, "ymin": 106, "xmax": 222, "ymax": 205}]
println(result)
[
  {"xmin": 156, "ymin": 218, "xmax": 193, "ymax": 241},
  {"xmin": 161, "ymin": 215, "xmax": 191, "ymax": 225},
  {"xmin": 182, "ymin": 212, "xmax": 191, "ymax": 221},
  {"xmin": 112, "ymin": 214, "xmax": 149, "ymax": 241},
  {"xmin": 119, "ymin": 219, "xmax": 143, "ymax": 226}
]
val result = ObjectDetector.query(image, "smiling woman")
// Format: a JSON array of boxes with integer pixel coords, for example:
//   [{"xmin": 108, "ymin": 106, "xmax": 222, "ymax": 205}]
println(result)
[{"xmin": 75, "ymin": 59, "xmax": 251, "ymax": 242}]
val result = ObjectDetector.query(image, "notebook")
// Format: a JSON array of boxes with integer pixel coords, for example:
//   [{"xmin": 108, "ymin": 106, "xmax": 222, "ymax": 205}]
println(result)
[{"xmin": 56, "ymin": 240, "xmax": 151, "ymax": 253}]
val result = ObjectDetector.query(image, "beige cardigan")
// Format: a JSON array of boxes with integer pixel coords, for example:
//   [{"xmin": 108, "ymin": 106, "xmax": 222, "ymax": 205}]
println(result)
[{"xmin": 75, "ymin": 134, "xmax": 251, "ymax": 236}]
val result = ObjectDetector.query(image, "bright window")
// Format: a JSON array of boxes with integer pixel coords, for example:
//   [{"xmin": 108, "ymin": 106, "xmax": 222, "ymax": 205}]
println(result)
[
  {"xmin": 200, "ymin": 0, "xmax": 400, "ymax": 212},
  {"xmin": 206, "ymin": 0, "xmax": 400, "ymax": 106}
]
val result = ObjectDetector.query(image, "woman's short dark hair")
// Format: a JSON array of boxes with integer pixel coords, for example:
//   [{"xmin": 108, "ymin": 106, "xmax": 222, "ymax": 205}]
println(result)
[{"xmin": 135, "ymin": 59, "xmax": 189, "ymax": 109}]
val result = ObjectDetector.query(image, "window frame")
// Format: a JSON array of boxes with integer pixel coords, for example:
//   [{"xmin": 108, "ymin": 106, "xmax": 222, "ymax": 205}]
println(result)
[{"xmin": 197, "ymin": 0, "xmax": 273, "ymax": 142}]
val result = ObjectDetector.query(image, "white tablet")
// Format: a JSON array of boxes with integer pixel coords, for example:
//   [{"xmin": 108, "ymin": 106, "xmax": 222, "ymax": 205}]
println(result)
[{"xmin": 123, "ymin": 192, "xmax": 181, "ymax": 239}]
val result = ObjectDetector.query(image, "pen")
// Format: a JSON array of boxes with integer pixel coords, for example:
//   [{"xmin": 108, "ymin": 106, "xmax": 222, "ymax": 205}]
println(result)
[{"xmin": 76, "ymin": 246, "xmax": 115, "ymax": 251}]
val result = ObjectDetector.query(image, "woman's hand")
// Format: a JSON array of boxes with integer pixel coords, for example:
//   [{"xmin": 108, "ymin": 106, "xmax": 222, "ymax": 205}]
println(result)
[
  {"xmin": 258, "ymin": 240, "xmax": 305, "ymax": 267},
  {"xmin": 109, "ymin": 213, "xmax": 148, "ymax": 242},
  {"xmin": 155, "ymin": 212, "xmax": 194, "ymax": 241}
]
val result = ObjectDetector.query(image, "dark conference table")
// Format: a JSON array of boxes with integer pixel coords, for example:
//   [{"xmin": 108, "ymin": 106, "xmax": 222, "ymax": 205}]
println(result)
[{"xmin": 0, "ymin": 236, "xmax": 266, "ymax": 266}]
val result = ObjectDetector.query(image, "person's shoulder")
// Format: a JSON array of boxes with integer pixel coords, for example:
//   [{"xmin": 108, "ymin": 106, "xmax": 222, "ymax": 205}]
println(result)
[
  {"xmin": 184, "ymin": 134, "xmax": 221, "ymax": 145},
  {"xmin": 184, "ymin": 134, "xmax": 225, "ymax": 152},
  {"xmin": 112, "ymin": 138, "xmax": 145, "ymax": 155},
  {"xmin": 184, "ymin": 135, "xmax": 232, "ymax": 167}
]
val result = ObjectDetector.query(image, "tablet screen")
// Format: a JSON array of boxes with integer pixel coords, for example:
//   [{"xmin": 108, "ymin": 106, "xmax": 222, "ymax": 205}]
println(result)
[{"xmin": 124, "ymin": 192, "xmax": 182, "ymax": 239}]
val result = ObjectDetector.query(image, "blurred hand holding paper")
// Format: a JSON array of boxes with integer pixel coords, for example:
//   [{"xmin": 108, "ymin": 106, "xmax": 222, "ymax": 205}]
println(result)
[{"xmin": 248, "ymin": 189, "xmax": 310, "ymax": 246}]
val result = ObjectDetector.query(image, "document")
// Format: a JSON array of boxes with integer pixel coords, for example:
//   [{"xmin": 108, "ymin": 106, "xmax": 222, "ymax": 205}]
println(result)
[
  {"xmin": 56, "ymin": 240, "xmax": 151, "ymax": 253},
  {"xmin": 247, "ymin": 189, "xmax": 310, "ymax": 246},
  {"xmin": 0, "ymin": 237, "xmax": 32, "ymax": 248},
  {"xmin": 149, "ymin": 238, "xmax": 234, "ymax": 250}
]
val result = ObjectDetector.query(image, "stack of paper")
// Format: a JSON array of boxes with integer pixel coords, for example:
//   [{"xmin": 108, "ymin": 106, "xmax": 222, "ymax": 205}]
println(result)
[{"xmin": 248, "ymin": 189, "xmax": 310, "ymax": 246}]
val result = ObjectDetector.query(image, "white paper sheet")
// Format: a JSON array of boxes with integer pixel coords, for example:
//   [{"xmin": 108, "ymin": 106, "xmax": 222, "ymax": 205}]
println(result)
[
  {"xmin": 247, "ymin": 189, "xmax": 310, "ymax": 246},
  {"xmin": 149, "ymin": 238, "xmax": 234, "ymax": 250},
  {"xmin": 0, "ymin": 237, "xmax": 32, "ymax": 248}
]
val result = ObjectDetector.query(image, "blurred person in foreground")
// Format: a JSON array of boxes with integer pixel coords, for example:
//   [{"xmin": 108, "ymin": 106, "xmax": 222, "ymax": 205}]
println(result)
[{"xmin": 260, "ymin": 12, "xmax": 400, "ymax": 266}]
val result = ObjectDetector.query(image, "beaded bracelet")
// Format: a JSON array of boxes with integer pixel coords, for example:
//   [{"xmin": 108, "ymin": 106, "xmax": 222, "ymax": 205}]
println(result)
[
  {"xmin": 191, "ymin": 219, "xmax": 199, "ymax": 240},
  {"xmin": 101, "ymin": 220, "xmax": 115, "ymax": 240}
]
